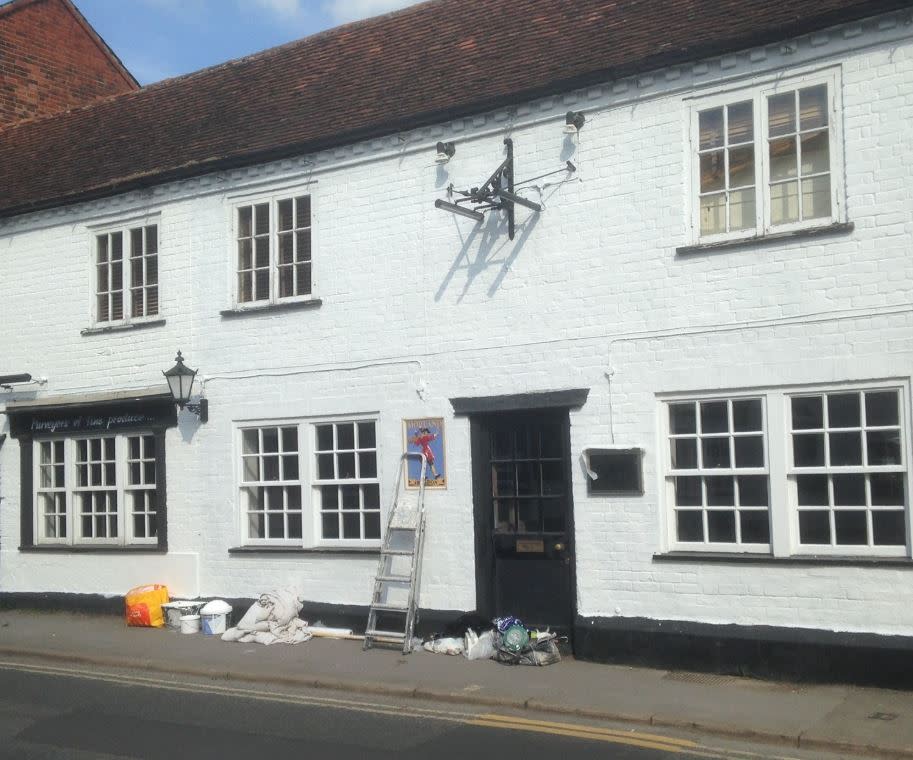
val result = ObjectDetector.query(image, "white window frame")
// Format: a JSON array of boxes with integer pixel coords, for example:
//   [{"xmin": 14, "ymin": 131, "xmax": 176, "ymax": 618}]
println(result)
[
  {"xmin": 33, "ymin": 433, "xmax": 159, "ymax": 547},
  {"xmin": 687, "ymin": 67, "xmax": 845, "ymax": 246},
  {"xmin": 234, "ymin": 414, "xmax": 380, "ymax": 549},
  {"xmin": 660, "ymin": 380, "xmax": 912, "ymax": 558},
  {"xmin": 229, "ymin": 189, "xmax": 317, "ymax": 309},
  {"xmin": 90, "ymin": 219, "xmax": 161, "ymax": 327},
  {"xmin": 661, "ymin": 391, "xmax": 772, "ymax": 554}
]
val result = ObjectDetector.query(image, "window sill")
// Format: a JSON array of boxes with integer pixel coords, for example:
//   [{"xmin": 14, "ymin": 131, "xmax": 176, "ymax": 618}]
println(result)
[
  {"xmin": 653, "ymin": 551, "xmax": 911, "ymax": 567},
  {"xmin": 20, "ymin": 544, "xmax": 167, "ymax": 554},
  {"xmin": 220, "ymin": 299, "xmax": 322, "ymax": 318},
  {"xmin": 676, "ymin": 222, "xmax": 854, "ymax": 257},
  {"xmin": 228, "ymin": 545, "xmax": 379, "ymax": 556},
  {"xmin": 81, "ymin": 318, "xmax": 166, "ymax": 336}
]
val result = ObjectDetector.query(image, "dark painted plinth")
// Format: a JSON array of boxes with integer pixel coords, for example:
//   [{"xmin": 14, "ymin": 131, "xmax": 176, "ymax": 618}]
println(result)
[{"xmin": 574, "ymin": 615, "xmax": 913, "ymax": 689}]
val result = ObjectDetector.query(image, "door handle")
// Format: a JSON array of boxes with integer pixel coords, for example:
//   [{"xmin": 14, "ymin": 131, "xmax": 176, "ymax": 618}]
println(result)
[{"xmin": 554, "ymin": 542, "xmax": 565, "ymax": 552}]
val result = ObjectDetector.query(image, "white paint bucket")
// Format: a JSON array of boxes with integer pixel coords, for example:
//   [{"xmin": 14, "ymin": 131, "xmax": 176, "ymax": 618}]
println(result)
[
  {"xmin": 163, "ymin": 601, "xmax": 203, "ymax": 630},
  {"xmin": 200, "ymin": 600, "xmax": 232, "ymax": 636},
  {"xmin": 180, "ymin": 614, "xmax": 200, "ymax": 634}
]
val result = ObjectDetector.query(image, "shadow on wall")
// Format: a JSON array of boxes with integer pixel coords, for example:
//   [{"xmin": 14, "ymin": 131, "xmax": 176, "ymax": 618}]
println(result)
[{"xmin": 434, "ymin": 211, "xmax": 541, "ymax": 302}]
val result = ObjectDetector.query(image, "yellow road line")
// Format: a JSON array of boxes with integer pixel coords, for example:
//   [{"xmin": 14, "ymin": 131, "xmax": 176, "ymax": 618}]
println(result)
[{"xmin": 476, "ymin": 712, "xmax": 697, "ymax": 747}]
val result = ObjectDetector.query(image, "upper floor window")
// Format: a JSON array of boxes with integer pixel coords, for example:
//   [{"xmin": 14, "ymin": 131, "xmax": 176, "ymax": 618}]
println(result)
[
  {"xmin": 95, "ymin": 224, "xmax": 159, "ymax": 323},
  {"xmin": 690, "ymin": 72, "xmax": 842, "ymax": 244},
  {"xmin": 235, "ymin": 194, "xmax": 312, "ymax": 305}
]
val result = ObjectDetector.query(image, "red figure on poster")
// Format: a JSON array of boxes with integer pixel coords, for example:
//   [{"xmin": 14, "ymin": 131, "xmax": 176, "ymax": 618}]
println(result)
[{"xmin": 411, "ymin": 427, "xmax": 442, "ymax": 480}]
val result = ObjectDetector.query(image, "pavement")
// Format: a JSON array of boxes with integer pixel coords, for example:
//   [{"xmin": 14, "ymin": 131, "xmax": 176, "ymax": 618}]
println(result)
[{"xmin": 0, "ymin": 610, "xmax": 911, "ymax": 758}]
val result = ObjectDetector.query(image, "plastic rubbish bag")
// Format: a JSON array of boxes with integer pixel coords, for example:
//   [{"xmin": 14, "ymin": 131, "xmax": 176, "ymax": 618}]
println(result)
[
  {"xmin": 423, "ymin": 637, "xmax": 464, "ymax": 655},
  {"xmin": 125, "ymin": 584, "xmax": 169, "ymax": 628},
  {"xmin": 463, "ymin": 629, "xmax": 497, "ymax": 660}
]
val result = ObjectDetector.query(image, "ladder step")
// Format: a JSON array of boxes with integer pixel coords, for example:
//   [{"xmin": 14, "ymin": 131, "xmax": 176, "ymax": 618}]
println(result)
[
  {"xmin": 366, "ymin": 629, "xmax": 406, "ymax": 639},
  {"xmin": 381, "ymin": 548, "xmax": 415, "ymax": 556},
  {"xmin": 370, "ymin": 602, "xmax": 408, "ymax": 612},
  {"xmin": 377, "ymin": 574, "xmax": 411, "ymax": 583}
]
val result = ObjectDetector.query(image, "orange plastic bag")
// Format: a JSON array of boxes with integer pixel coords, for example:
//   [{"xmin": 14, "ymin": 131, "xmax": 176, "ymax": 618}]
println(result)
[{"xmin": 125, "ymin": 584, "xmax": 169, "ymax": 627}]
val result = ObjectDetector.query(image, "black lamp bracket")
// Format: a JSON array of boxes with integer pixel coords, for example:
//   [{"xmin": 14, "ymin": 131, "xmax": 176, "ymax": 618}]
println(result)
[
  {"xmin": 437, "ymin": 139, "xmax": 574, "ymax": 239},
  {"xmin": 184, "ymin": 398, "xmax": 209, "ymax": 423}
]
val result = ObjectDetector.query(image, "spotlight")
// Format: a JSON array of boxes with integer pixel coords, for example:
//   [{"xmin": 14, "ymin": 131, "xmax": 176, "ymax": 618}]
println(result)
[
  {"xmin": 563, "ymin": 110, "xmax": 585, "ymax": 134},
  {"xmin": 434, "ymin": 141, "xmax": 456, "ymax": 164},
  {"xmin": 434, "ymin": 199, "xmax": 484, "ymax": 222},
  {"xmin": 496, "ymin": 189, "xmax": 542, "ymax": 212}
]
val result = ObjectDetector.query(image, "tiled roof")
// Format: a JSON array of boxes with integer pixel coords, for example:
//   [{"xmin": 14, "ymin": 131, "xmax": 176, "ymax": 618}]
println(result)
[{"xmin": 0, "ymin": 0, "xmax": 905, "ymax": 219}]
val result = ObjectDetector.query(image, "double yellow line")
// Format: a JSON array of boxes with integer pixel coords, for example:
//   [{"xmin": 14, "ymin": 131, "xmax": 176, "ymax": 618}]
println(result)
[{"xmin": 471, "ymin": 713, "xmax": 697, "ymax": 753}]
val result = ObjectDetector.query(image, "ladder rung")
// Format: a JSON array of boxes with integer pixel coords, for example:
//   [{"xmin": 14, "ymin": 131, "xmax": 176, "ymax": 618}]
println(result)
[
  {"xmin": 370, "ymin": 602, "xmax": 408, "ymax": 612},
  {"xmin": 366, "ymin": 629, "xmax": 406, "ymax": 639},
  {"xmin": 377, "ymin": 574, "xmax": 411, "ymax": 583},
  {"xmin": 381, "ymin": 549, "xmax": 415, "ymax": 556}
]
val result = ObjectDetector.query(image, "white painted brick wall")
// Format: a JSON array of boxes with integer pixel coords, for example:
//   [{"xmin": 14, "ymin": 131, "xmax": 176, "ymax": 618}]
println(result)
[{"xmin": 0, "ymin": 14, "xmax": 911, "ymax": 634}]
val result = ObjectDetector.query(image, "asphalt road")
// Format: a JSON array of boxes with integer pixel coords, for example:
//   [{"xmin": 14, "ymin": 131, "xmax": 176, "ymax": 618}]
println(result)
[{"xmin": 0, "ymin": 659, "xmax": 854, "ymax": 760}]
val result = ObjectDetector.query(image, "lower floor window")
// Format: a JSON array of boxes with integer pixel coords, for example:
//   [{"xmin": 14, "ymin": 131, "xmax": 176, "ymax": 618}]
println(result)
[
  {"xmin": 35, "ymin": 433, "xmax": 160, "ymax": 545},
  {"xmin": 238, "ymin": 418, "xmax": 380, "ymax": 545},
  {"xmin": 663, "ymin": 383, "xmax": 910, "ymax": 556}
]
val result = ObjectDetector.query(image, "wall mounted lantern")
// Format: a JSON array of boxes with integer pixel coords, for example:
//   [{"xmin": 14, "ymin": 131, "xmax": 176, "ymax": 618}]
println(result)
[
  {"xmin": 563, "ymin": 110, "xmax": 585, "ymax": 134},
  {"xmin": 163, "ymin": 351, "xmax": 208, "ymax": 422},
  {"xmin": 434, "ymin": 141, "xmax": 456, "ymax": 164}
]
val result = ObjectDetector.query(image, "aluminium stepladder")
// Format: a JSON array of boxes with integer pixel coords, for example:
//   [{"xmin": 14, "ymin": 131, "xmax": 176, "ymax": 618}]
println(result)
[{"xmin": 363, "ymin": 452, "xmax": 428, "ymax": 653}]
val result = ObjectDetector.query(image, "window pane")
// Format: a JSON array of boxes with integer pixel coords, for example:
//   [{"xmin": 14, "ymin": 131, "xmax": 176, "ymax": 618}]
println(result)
[
  {"xmin": 281, "ymin": 427, "xmax": 297, "ymax": 452},
  {"xmin": 238, "ymin": 206, "xmax": 252, "ymax": 238},
  {"xmin": 800, "ymin": 131, "xmax": 829, "ymax": 174},
  {"xmin": 870, "ymin": 474, "xmax": 905, "ymax": 506},
  {"xmin": 342, "ymin": 513, "xmax": 360, "ymax": 538},
  {"xmin": 729, "ymin": 188, "xmax": 755, "ymax": 231},
  {"xmin": 238, "ymin": 238, "xmax": 252, "ymax": 270},
  {"xmin": 296, "ymin": 196, "xmax": 311, "ymax": 228},
  {"xmin": 322, "ymin": 513, "xmax": 340, "ymax": 539},
  {"xmin": 797, "ymin": 475, "xmax": 829, "ymax": 506},
  {"xmin": 278, "ymin": 199, "xmax": 293, "ymax": 231},
  {"xmin": 337, "ymin": 452, "xmax": 356, "ymax": 479},
  {"xmin": 672, "ymin": 439, "xmax": 697, "ymax": 469},
  {"xmin": 518, "ymin": 500, "xmax": 541, "ymax": 533},
  {"xmin": 793, "ymin": 434, "xmax": 825, "ymax": 467},
  {"xmin": 834, "ymin": 511, "xmax": 867, "ymax": 545},
  {"xmin": 701, "ymin": 437, "xmax": 730, "ymax": 469},
  {"xmin": 541, "ymin": 499, "xmax": 564, "ymax": 532},
  {"xmin": 669, "ymin": 403, "xmax": 696, "ymax": 434},
  {"xmin": 768, "ymin": 92, "xmax": 795, "ymax": 136},
  {"xmin": 495, "ymin": 499, "xmax": 515, "ymax": 532},
  {"xmin": 278, "ymin": 232, "xmax": 293, "ymax": 264},
  {"xmin": 337, "ymin": 424, "xmax": 355, "ymax": 450},
  {"xmin": 282, "ymin": 455, "xmax": 299, "ymax": 481},
  {"xmin": 799, "ymin": 510, "xmax": 830, "ymax": 544},
  {"xmin": 674, "ymin": 477, "xmax": 702, "ymax": 507},
  {"xmin": 828, "ymin": 393, "xmax": 860, "ymax": 428},
  {"xmin": 872, "ymin": 512, "xmax": 905, "ymax": 546},
  {"xmin": 707, "ymin": 510, "xmax": 736, "ymax": 542},
  {"xmin": 254, "ymin": 203, "xmax": 269, "ymax": 234},
  {"xmin": 865, "ymin": 391, "xmax": 899, "ymax": 427},
  {"xmin": 792, "ymin": 396, "xmax": 823, "ymax": 429},
  {"xmin": 145, "ymin": 225, "xmax": 158, "ymax": 254},
  {"xmin": 698, "ymin": 107, "xmax": 724, "ymax": 149},
  {"xmin": 801, "ymin": 175, "xmax": 831, "ymax": 219},
  {"xmin": 732, "ymin": 399, "xmax": 762, "ymax": 432},
  {"xmin": 739, "ymin": 511, "xmax": 770, "ymax": 544},
  {"xmin": 700, "ymin": 152, "xmax": 724, "ymax": 192},
  {"xmin": 364, "ymin": 512, "xmax": 381, "ymax": 540},
  {"xmin": 706, "ymin": 476, "xmax": 734, "ymax": 506},
  {"xmin": 320, "ymin": 485, "xmax": 338, "ymax": 509},
  {"xmin": 866, "ymin": 430, "xmax": 901, "ymax": 466},
  {"xmin": 734, "ymin": 436, "xmax": 764, "ymax": 468},
  {"xmin": 288, "ymin": 513, "xmax": 303, "ymax": 540},
  {"xmin": 799, "ymin": 85, "xmax": 828, "ymax": 130},
  {"xmin": 769, "ymin": 137, "xmax": 797, "ymax": 180},
  {"xmin": 832, "ymin": 474, "xmax": 865, "ymax": 506},
  {"xmin": 255, "ymin": 236, "xmax": 270, "ymax": 268},
  {"xmin": 262, "ymin": 428, "xmax": 279, "ymax": 453},
  {"xmin": 700, "ymin": 193, "xmax": 726, "ymax": 235},
  {"xmin": 359, "ymin": 452, "xmax": 377, "ymax": 478},
  {"xmin": 728, "ymin": 145, "xmax": 754, "ymax": 187},
  {"xmin": 829, "ymin": 432, "xmax": 862, "ymax": 466},
  {"xmin": 676, "ymin": 511, "xmax": 704, "ymax": 542},
  {"xmin": 357, "ymin": 422, "xmax": 376, "ymax": 448},
  {"xmin": 317, "ymin": 453, "xmax": 335, "ymax": 480},
  {"xmin": 770, "ymin": 180, "xmax": 799, "ymax": 224},
  {"xmin": 316, "ymin": 425, "xmax": 334, "ymax": 451},
  {"xmin": 363, "ymin": 484, "xmax": 380, "ymax": 509},
  {"xmin": 738, "ymin": 475, "xmax": 768, "ymax": 507},
  {"xmin": 700, "ymin": 401, "xmax": 728, "ymax": 434},
  {"xmin": 727, "ymin": 101, "xmax": 753, "ymax": 143}
]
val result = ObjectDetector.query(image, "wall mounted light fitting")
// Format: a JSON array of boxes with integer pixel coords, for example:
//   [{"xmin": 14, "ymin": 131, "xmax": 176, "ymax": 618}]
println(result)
[
  {"xmin": 0, "ymin": 373, "xmax": 32, "ymax": 390},
  {"xmin": 163, "ymin": 351, "xmax": 208, "ymax": 422},
  {"xmin": 434, "ymin": 141, "xmax": 456, "ymax": 164},
  {"xmin": 564, "ymin": 111, "xmax": 585, "ymax": 134}
]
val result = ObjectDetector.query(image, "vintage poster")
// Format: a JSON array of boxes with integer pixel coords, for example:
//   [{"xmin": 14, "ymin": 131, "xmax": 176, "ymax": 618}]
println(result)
[{"xmin": 403, "ymin": 418, "xmax": 446, "ymax": 489}]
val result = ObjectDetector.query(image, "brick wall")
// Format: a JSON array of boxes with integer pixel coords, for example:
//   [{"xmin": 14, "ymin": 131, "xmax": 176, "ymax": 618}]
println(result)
[
  {"xmin": 0, "ymin": 13, "xmax": 911, "ymax": 635},
  {"xmin": 0, "ymin": 0, "xmax": 135, "ymax": 128}
]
